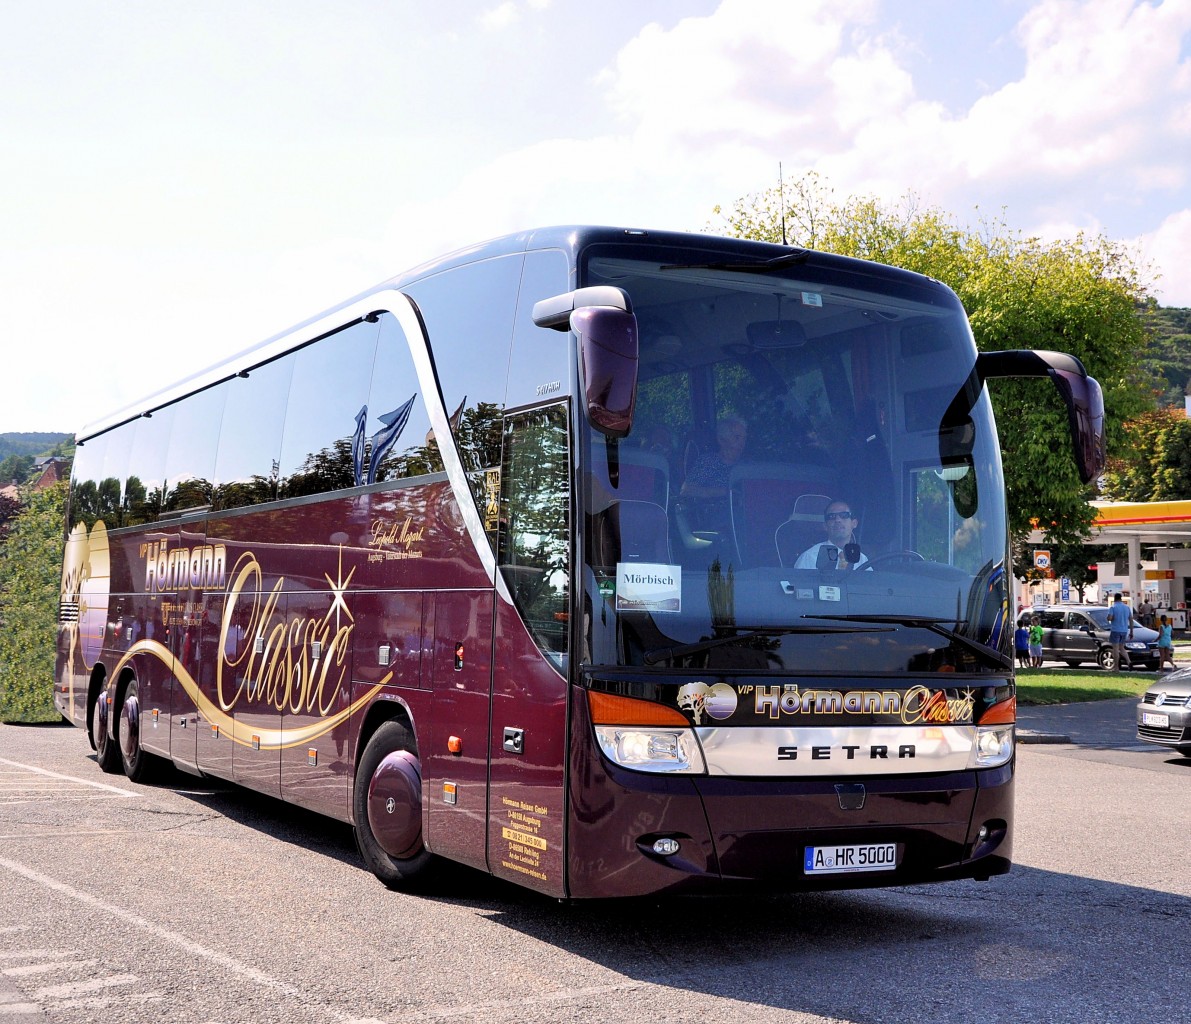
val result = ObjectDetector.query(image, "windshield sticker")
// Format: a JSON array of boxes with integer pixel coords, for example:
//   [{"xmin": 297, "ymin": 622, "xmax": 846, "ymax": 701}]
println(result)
[
  {"xmin": 801, "ymin": 291, "xmax": 823, "ymax": 307},
  {"xmin": 615, "ymin": 562, "xmax": 681, "ymax": 613}
]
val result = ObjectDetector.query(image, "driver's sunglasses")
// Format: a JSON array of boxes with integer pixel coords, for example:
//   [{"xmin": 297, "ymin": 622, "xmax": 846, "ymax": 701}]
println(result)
[{"xmin": 824, "ymin": 511, "xmax": 855, "ymax": 521}]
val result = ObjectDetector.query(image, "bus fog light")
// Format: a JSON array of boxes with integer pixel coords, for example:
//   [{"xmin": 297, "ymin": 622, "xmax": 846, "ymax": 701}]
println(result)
[
  {"xmin": 594, "ymin": 726, "xmax": 706, "ymax": 774},
  {"xmin": 652, "ymin": 837, "xmax": 681, "ymax": 856}
]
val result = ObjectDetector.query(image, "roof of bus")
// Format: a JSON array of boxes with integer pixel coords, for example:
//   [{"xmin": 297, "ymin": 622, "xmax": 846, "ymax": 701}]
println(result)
[{"xmin": 76, "ymin": 225, "xmax": 946, "ymax": 441}]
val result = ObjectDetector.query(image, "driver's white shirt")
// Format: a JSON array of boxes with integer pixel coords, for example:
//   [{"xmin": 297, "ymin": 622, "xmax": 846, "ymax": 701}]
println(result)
[{"xmin": 794, "ymin": 542, "xmax": 870, "ymax": 570}]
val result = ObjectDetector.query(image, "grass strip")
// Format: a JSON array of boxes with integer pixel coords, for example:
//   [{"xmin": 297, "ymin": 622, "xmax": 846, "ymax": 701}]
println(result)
[{"xmin": 1015, "ymin": 667, "xmax": 1152, "ymax": 705}]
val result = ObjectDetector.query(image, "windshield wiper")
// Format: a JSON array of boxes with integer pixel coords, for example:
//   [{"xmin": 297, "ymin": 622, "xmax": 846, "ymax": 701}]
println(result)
[
  {"xmin": 806, "ymin": 614, "xmax": 1012, "ymax": 671},
  {"xmin": 643, "ymin": 623, "xmax": 892, "ymax": 666},
  {"xmin": 659, "ymin": 250, "xmax": 811, "ymax": 274}
]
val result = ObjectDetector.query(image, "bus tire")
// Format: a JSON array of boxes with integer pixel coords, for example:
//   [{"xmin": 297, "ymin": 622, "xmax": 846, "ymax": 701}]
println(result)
[
  {"xmin": 117, "ymin": 679, "xmax": 159, "ymax": 784},
  {"xmin": 353, "ymin": 720, "xmax": 435, "ymax": 889},
  {"xmin": 91, "ymin": 688, "xmax": 122, "ymax": 775}
]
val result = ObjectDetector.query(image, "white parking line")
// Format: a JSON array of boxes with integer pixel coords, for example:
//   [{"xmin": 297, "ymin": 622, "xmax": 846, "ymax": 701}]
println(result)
[
  {"xmin": 0, "ymin": 759, "xmax": 134, "ymax": 798},
  {"xmin": 0, "ymin": 855, "xmax": 362, "ymax": 1024}
]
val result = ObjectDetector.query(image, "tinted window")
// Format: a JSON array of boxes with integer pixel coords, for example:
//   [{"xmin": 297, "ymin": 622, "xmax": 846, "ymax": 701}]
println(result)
[
  {"xmin": 164, "ymin": 382, "xmax": 228, "ymax": 513},
  {"xmin": 364, "ymin": 312, "xmax": 441, "ymax": 483},
  {"xmin": 1039, "ymin": 611, "xmax": 1065, "ymax": 629},
  {"xmin": 405, "ymin": 256, "xmax": 521, "ymax": 513},
  {"xmin": 124, "ymin": 405, "xmax": 176, "ymax": 526},
  {"xmin": 101, "ymin": 422, "xmax": 137, "ymax": 528},
  {"xmin": 506, "ymin": 249, "xmax": 571, "ymax": 411},
  {"xmin": 278, "ymin": 320, "xmax": 380, "ymax": 498},
  {"xmin": 212, "ymin": 354, "xmax": 295, "ymax": 510},
  {"xmin": 68, "ymin": 431, "xmax": 110, "ymax": 530},
  {"xmin": 498, "ymin": 405, "xmax": 571, "ymax": 665}
]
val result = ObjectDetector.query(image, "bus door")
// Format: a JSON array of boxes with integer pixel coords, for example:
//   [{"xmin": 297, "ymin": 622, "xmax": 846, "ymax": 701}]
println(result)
[
  {"xmin": 424, "ymin": 589, "xmax": 494, "ymax": 873},
  {"xmin": 486, "ymin": 405, "xmax": 570, "ymax": 897}
]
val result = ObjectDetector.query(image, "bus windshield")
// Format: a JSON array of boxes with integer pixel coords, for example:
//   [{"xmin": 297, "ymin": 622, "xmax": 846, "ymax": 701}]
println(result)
[{"xmin": 579, "ymin": 246, "xmax": 1008, "ymax": 675}]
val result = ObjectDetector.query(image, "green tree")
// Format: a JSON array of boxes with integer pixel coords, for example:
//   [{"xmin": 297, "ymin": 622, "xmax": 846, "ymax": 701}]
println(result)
[
  {"xmin": 0, "ymin": 483, "xmax": 66, "ymax": 722},
  {"xmin": 711, "ymin": 174, "xmax": 1153, "ymax": 546},
  {"xmin": 1102, "ymin": 407, "xmax": 1191, "ymax": 501},
  {"xmin": 0, "ymin": 454, "xmax": 33, "ymax": 485}
]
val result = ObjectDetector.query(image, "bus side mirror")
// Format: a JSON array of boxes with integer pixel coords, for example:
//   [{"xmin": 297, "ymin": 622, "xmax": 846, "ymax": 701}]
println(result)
[
  {"xmin": 573, "ymin": 306, "xmax": 639, "ymax": 438},
  {"xmin": 945, "ymin": 349, "xmax": 1107, "ymax": 485},
  {"xmin": 532, "ymin": 286, "xmax": 639, "ymax": 438}
]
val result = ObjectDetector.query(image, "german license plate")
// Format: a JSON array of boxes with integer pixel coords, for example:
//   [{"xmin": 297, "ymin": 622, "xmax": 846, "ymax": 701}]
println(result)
[
  {"xmin": 804, "ymin": 843, "xmax": 897, "ymax": 874},
  {"xmin": 1142, "ymin": 711, "xmax": 1169, "ymax": 728}
]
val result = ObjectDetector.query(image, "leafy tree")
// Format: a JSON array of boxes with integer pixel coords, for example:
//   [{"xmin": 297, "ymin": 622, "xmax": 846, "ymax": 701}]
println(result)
[
  {"xmin": 0, "ymin": 492, "xmax": 22, "ymax": 543},
  {"xmin": 711, "ymin": 174, "xmax": 1153, "ymax": 546},
  {"xmin": 1102, "ymin": 407, "xmax": 1191, "ymax": 501},
  {"xmin": 0, "ymin": 454, "xmax": 33, "ymax": 485},
  {"xmin": 0, "ymin": 483, "xmax": 66, "ymax": 723}
]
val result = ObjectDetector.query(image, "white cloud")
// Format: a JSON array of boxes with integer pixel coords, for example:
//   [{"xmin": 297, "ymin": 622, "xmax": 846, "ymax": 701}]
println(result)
[{"xmin": 1137, "ymin": 209, "xmax": 1191, "ymax": 306}]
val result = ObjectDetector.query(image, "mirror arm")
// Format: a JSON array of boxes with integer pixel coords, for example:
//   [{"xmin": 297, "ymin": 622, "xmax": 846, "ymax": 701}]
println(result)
[{"xmin": 532, "ymin": 286, "xmax": 634, "ymax": 331}]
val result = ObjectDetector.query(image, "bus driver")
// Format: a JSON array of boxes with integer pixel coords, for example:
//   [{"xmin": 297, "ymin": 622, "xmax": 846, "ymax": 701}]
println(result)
[{"xmin": 794, "ymin": 500, "xmax": 870, "ymax": 570}]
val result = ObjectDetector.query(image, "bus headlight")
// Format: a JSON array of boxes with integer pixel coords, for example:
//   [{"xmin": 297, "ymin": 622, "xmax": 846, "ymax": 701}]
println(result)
[
  {"xmin": 594, "ymin": 726, "xmax": 706, "ymax": 774},
  {"xmin": 971, "ymin": 724, "xmax": 1014, "ymax": 768}
]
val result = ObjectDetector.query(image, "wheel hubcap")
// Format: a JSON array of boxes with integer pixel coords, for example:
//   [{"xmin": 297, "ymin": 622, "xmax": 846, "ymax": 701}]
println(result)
[
  {"xmin": 366, "ymin": 750, "xmax": 423, "ymax": 859},
  {"xmin": 92, "ymin": 692, "xmax": 109, "ymax": 750},
  {"xmin": 120, "ymin": 693, "xmax": 140, "ymax": 761}
]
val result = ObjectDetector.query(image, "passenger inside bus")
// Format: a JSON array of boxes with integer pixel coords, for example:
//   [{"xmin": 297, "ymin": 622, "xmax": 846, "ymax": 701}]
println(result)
[{"xmin": 675, "ymin": 415, "xmax": 748, "ymax": 539}]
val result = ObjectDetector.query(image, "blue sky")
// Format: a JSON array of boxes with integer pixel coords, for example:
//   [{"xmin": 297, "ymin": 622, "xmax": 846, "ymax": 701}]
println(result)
[{"xmin": 3, "ymin": 0, "xmax": 1190, "ymax": 432}]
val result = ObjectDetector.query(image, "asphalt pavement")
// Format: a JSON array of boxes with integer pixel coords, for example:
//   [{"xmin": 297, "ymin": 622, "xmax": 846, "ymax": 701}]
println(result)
[{"xmin": 1016, "ymin": 695, "xmax": 1144, "ymax": 746}]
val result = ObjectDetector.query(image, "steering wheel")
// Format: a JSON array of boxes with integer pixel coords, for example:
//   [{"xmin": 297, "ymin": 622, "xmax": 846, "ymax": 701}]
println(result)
[{"xmin": 863, "ymin": 550, "xmax": 926, "ymax": 570}]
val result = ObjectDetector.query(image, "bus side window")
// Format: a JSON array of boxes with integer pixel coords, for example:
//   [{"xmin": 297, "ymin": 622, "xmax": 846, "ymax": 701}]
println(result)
[
  {"xmin": 211, "ymin": 353, "xmax": 295, "ymax": 511},
  {"xmin": 497, "ymin": 405, "xmax": 571, "ymax": 662},
  {"xmin": 67, "ymin": 431, "xmax": 112, "ymax": 531},
  {"xmin": 277, "ymin": 319, "xmax": 380, "ymax": 498},
  {"xmin": 507, "ymin": 249, "xmax": 571, "ymax": 411},
  {"xmin": 123, "ymin": 405, "xmax": 176, "ymax": 526},
  {"xmin": 405, "ymin": 255, "xmax": 522, "ymax": 522}
]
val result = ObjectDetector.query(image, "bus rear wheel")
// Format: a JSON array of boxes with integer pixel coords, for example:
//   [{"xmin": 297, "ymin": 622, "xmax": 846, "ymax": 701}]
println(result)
[
  {"xmin": 91, "ymin": 689, "xmax": 122, "ymax": 775},
  {"xmin": 354, "ymin": 720, "xmax": 435, "ymax": 889},
  {"xmin": 117, "ymin": 679, "xmax": 159, "ymax": 783}
]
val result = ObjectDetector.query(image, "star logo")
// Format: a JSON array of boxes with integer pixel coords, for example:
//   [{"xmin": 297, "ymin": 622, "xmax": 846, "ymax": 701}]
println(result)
[{"xmin": 324, "ymin": 545, "xmax": 356, "ymax": 629}]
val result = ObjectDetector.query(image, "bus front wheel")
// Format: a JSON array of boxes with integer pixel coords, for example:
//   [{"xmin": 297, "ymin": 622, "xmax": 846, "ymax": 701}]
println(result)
[{"xmin": 354, "ymin": 721, "xmax": 435, "ymax": 889}]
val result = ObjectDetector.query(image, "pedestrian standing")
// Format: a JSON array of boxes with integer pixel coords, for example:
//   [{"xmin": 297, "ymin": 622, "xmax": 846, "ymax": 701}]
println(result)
[
  {"xmin": 1106, "ymin": 593, "xmax": 1134, "ymax": 671},
  {"xmin": 1015, "ymin": 618, "xmax": 1031, "ymax": 669},
  {"xmin": 1157, "ymin": 614, "xmax": 1175, "ymax": 671}
]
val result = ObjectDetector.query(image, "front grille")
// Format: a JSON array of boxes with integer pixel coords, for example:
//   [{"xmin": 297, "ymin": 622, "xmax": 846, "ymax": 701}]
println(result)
[
  {"xmin": 1143, "ymin": 692, "xmax": 1190, "ymax": 707},
  {"xmin": 1138, "ymin": 724, "xmax": 1191, "ymax": 742}
]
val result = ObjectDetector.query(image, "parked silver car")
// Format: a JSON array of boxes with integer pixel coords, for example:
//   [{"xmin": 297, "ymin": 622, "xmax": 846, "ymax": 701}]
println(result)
[{"xmin": 1137, "ymin": 670, "xmax": 1191, "ymax": 756}]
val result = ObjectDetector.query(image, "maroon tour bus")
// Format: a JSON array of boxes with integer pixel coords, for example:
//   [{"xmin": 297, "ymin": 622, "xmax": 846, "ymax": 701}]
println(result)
[{"xmin": 55, "ymin": 226, "xmax": 1104, "ymax": 898}]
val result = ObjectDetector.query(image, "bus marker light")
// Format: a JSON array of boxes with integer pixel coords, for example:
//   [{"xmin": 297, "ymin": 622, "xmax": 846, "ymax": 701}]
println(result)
[
  {"xmin": 443, "ymin": 782, "xmax": 458, "ymax": 805},
  {"xmin": 378, "ymin": 644, "xmax": 391, "ymax": 666},
  {"xmin": 307, "ymin": 748, "xmax": 318, "ymax": 766},
  {"xmin": 652, "ymin": 838, "xmax": 680, "ymax": 856},
  {"xmin": 447, "ymin": 735, "xmax": 463, "ymax": 755},
  {"xmin": 252, "ymin": 735, "xmax": 261, "ymax": 751},
  {"xmin": 212, "ymin": 724, "xmax": 219, "ymax": 738},
  {"xmin": 978, "ymin": 696, "xmax": 1016, "ymax": 725}
]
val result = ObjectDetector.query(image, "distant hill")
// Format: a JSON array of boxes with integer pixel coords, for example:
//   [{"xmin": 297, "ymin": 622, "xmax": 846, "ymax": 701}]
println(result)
[
  {"xmin": 1141, "ymin": 305, "xmax": 1191, "ymax": 407},
  {"xmin": 0, "ymin": 432, "xmax": 72, "ymax": 462}
]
